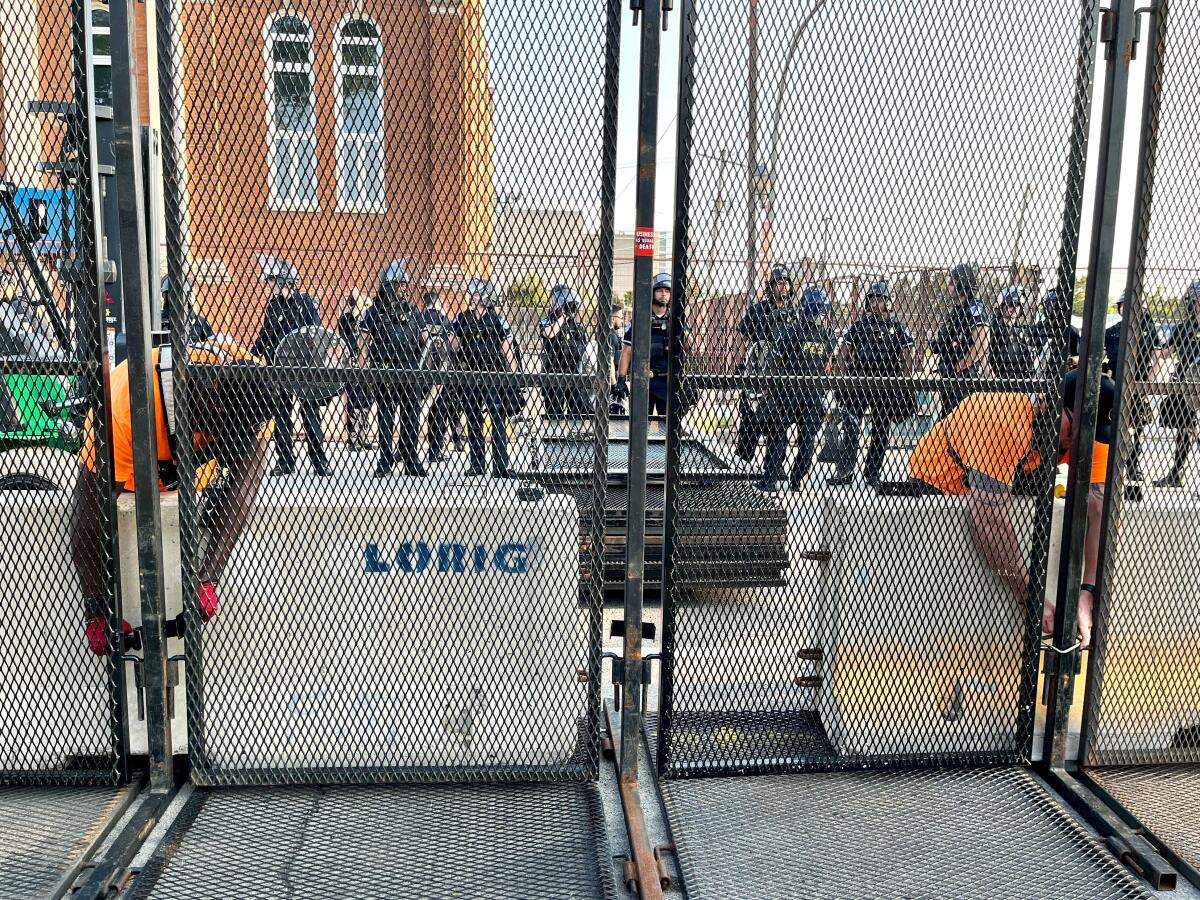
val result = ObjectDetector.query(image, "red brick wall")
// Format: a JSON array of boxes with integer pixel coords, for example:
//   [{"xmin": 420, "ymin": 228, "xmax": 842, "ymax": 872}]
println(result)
[{"xmin": 179, "ymin": 0, "xmax": 494, "ymax": 341}]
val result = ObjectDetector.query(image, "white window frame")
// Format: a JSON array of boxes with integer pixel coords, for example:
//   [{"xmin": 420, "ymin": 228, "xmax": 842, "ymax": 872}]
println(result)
[
  {"xmin": 91, "ymin": 4, "xmax": 112, "ymax": 108},
  {"xmin": 334, "ymin": 16, "xmax": 386, "ymax": 212},
  {"xmin": 264, "ymin": 13, "xmax": 318, "ymax": 211}
]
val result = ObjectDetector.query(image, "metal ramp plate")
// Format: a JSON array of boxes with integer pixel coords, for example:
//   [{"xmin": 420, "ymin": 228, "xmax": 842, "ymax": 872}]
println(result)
[
  {"xmin": 1090, "ymin": 766, "xmax": 1200, "ymax": 875},
  {"xmin": 128, "ymin": 783, "xmax": 616, "ymax": 899},
  {"xmin": 658, "ymin": 768, "xmax": 1151, "ymax": 899},
  {"xmin": 0, "ymin": 786, "xmax": 130, "ymax": 900}
]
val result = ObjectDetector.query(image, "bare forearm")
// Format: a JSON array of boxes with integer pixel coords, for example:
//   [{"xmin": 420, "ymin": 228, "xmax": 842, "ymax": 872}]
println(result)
[
  {"xmin": 967, "ymin": 494, "xmax": 1029, "ymax": 599},
  {"xmin": 1083, "ymin": 487, "xmax": 1104, "ymax": 585},
  {"xmin": 199, "ymin": 440, "xmax": 267, "ymax": 584}
]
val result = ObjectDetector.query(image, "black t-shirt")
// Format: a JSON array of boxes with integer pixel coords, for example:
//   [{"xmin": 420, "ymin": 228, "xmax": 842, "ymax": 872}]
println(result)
[
  {"xmin": 738, "ymin": 298, "xmax": 785, "ymax": 344},
  {"xmin": 842, "ymin": 314, "xmax": 913, "ymax": 378},
  {"xmin": 453, "ymin": 309, "xmax": 512, "ymax": 371},
  {"xmin": 540, "ymin": 313, "xmax": 588, "ymax": 372},
  {"xmin": 1105, "ymin": 314, "xmax": 1161, "ymax": 381},
  {"xmin": 361, "ymin": 300, "xmax": 422, "ymax": 367},
  {"xmin": 934, "ymin": 299, "xmax": 990, "ymax": 373}
]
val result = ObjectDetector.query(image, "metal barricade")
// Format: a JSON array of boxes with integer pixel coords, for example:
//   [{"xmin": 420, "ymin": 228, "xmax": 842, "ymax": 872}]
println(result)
[
  {"xmin": 155, "ymin": 0, "xmax": 619, "ymax": 786},
  {"xmin": 1080, "ymin": 0, "xmax": 1200, "ymax": 882},
  {"xmin": 0, "ymin": 0, "xmax": 124, "ymax": 787},
  {"xmin": 656, "ymin": 0, "xmax": 1099, "ymax": 778}
]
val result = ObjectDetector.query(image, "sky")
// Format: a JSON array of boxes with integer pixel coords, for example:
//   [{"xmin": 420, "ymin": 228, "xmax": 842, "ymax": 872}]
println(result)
[{"xmin": 481, "ymin": 0, "xmax": 1175, "ymax": 302}]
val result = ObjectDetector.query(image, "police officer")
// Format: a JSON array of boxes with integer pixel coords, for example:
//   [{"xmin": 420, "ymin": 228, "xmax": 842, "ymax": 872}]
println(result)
[
  {"xmin": 758, "ymin": 284, "xmax": 834, "ymax": 492},
  {"xmin": 989, "ymin": 286, "xmax": 1035, "ymax": 379},
  {"xmin": 1025, "ymin": 286, "xmax": 1079, "ymax": 371},
  {"xmin": 252, "ymin": 257, "xmax": 331, "ymax": 477},
  {"xmin": 451, "ymin": 278, "xmax": 518, "ymax": 478},
  {"xmin": 617, "ymin": 272, "xmax": 690, "ymax": 417},
  {"xmin": 829, "ymin": 279, "xmax": 914, "ymax": 486},
  {"xmin": 161, "ymin": 275, "xmax": 215, "ymax": 343},
  {"xmin": 419, "ymin": 290, "xmax": 460, "ymax": 463},
  {"xmin": 736, "ymin": 264, "xmax": 793, "ymax": 462},
  {"xmin": 360, "ymin": 261, "xmax": 426, "ymax": 478},
  {"xmin": 932, "ymin": 263, "xmax": 990, "ymax": 417},
  {"xmin": 540, "ymin": 285, "xmax": 590, "ymax": 419},
  {"xmin": 1104, "ymin": 290, "xmax": 1161, "ymax": 484},
  {"xmin": 1154, "ymin": 280, "xmax": 1200, "ymax": 488}
]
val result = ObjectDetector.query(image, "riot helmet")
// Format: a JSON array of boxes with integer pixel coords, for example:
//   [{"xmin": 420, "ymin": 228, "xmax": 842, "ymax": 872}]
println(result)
[
  {"xmin": 799, "ymin": 284, "xmax": 832, "ymax": 319},
  {"xmin": 864, "ymin": 279, "xmax": 894, "ymax": 316},
  {"xmin": 766, "ymin": 264, "xmax": 793, "ymax": 302},
  {"xmin": 550, "ymin": 284, "xmax": 582, "ymax": 316},
  {"xmin": 999, "ymin": 285, "xmax": 1024, "ymax": 318},
  {"xmin": 948, "ymin": 263, "xmax": 980, "ymax": 301},
  {"xmin": 467, "ymin": 277, "xmax": 500, "ymax": 309},
  {"xmin": 261, "ymin": 256, "xmax": 299, "ymax": 290}
]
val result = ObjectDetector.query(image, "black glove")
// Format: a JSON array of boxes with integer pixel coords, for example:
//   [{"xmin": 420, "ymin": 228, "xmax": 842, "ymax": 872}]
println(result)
[{"xmin": 613, "ymin": 377, "xmax": 629, "ymax": 400}]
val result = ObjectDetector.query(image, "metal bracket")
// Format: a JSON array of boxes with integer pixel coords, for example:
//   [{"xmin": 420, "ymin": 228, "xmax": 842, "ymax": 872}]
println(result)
[
  {"xmin": 122, "ymin": 655, "xmax": 144, "ymax": 721},
  {"xmin": 1039, "ymin": 638, "xmax": 1082, "ymax": 705}
]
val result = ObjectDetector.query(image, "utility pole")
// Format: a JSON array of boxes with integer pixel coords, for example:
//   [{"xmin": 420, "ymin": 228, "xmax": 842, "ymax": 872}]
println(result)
[
  {"xmin": 745, "ymin": 0, "xmax": 760, "ymax": 301},
  {"xmin": 708, "ymin": 148, "xmax": 730, "ymax": 292},
  {"xmin": 819, "ymin": 213, "xmax": 831, "ymax": 279}
]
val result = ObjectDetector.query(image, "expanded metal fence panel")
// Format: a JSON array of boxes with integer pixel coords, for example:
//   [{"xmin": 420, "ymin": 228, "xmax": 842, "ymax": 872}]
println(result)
[
  {"xmin": 128, "ymin": 783, "xmax": 617, "ymax": 899},
  {"xmin": 1090, "ymin": 766, "xmax": 1200, "ymax": 875},
  {"xmin": 0, "ymin": 0, "xmax": 123, "ymax": 784},
  {"xmin": 656, "ymin": 0, "xmax": 1100, "ymax": 776},
  {"xmin": 0, "ymin": 785, "xmax": 129, "ymax": 899},
  {"xmin": 156, "ymin": 0, "xmax": 619, "ymax": 784},
  {"xmin": 658, "ymin": 768, "xmax": 1152, "ymax": 900},
  {"xmin": 1083, "ymin": 0, "xmax": 1200, "ymax": 769}
]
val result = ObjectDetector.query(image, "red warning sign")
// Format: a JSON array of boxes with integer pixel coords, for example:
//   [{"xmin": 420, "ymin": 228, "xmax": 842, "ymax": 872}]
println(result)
[{"xmin": 634, "ymin": 227, "xmax": 655, "ymax": 257}]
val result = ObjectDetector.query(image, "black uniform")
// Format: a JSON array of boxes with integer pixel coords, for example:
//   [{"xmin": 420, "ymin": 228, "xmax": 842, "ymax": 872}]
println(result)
[
  {"xmin": 933, "ymin": 298, "xmax": 990, "ymax": 416},
  {"xmin": 609, "ymin": 328, "xmax": 623, "ymax": 379},
  {"xmin": 1103, "ymin": 311, "xmax": 1161, "ymax": 480},
  {"xmin": 989, "ymin": 319, "xmax": 1036, "ymax": 379},
  {"xmin": 362, "ymin": 295, "xmax": 425, "ymax": 474},
  {"xmin": 736, "ymin": 298, "xmax": 785, "ymax": 460},
  {"xmin": 420, "ymin": 307, "xmax": 460, "ymax": 459},
  {"xmin": 1152, "ymin": 318, "xmax": 1200, "ymax": 486},
  {"xmin": 834, "ymin": 314, "xmax": 915, "ymax": 483},
  {"xmin": 453, "ymin": 309, "xmax": 515, "ymax": 475},
  {"xmin": 338, "ymin": 306, "xmax": 367, "ymax": 442},
  {"xmin": 761, "ymin": 313, "xmax": 833, "ymax": 488},
  {"xmin": 540, "ymin": 310, "xmax": 590, "ymax": 418},
  {"xmin": 621, "ymin": 311, "xmax": 688, "ymax": 417},
  {"xmin": 253, "ymin": 289, "xmax": 328, "ymax": 472}
]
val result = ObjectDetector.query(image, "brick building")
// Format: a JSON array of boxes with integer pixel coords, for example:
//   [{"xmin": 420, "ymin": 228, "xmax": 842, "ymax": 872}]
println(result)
[
  {"xmin": 4, "ymin": 0, "xmax": 494, "ymax": 338},
  {"xmin": 176, "ymin": 0, "xmax": 494, "ymax": 337}
]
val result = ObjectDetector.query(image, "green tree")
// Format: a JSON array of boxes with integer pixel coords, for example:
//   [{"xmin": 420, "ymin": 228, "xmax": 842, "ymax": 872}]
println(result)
[
  {"xmin": 506, "ymin": 274, "xmax": 549, "ymax": 309},
  {"xmin": 1073, "ymin": 275, "xmax": 1087, "ymax": 316}
]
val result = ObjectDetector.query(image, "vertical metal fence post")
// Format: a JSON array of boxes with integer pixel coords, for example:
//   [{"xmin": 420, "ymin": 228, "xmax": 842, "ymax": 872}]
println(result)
[
  {"xmin": 1077, "ymin": 0, "xmax": 1166, "ymax": 766},
  {"xmin": 590, "ymin": 0, "xmax": 624, "ymax": 762},
  {"xmin": 110, "ymin": 0, "xmax": 173, "ymax": 790},
  {"xmin": 1043, "ymin": 0, "xmax": 1138, "ymax": 769},
  {"xmin": 620, "ymin": 0, "xmax": 662, "ymax": 779},
  {"xmin": 658, "ymin": 0, "xmax": 696, "ymax": 780},
  {"xmin": 76, "ymin": 0, "xmax": 130, "ymax": 783}
]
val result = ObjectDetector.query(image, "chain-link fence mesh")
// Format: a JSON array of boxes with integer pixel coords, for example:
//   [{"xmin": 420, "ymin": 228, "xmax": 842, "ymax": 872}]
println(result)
[
  {"xmin": 1082, "ymin": 0, "xmax": 1200, "ymax": 771},
  {"xmin": 155, "ymin": 0, "xmax": 620, "ymax": 784},
  {"xmin": 655, "ymin": 0, "xmax": 1100, "ymax": 776},
  {"xmin": 0, "ymin": 0, "xmax": 124, "ymax": 785}
]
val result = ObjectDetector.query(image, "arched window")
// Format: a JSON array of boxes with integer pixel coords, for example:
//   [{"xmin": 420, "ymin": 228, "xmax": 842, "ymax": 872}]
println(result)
[
  {"xmin": 265, "ymin": 14, "xmax": 317, "ymax": 208},
  {"xmin": 335, "ymin": 19, "xmax": 384, "ymax": 210}
]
